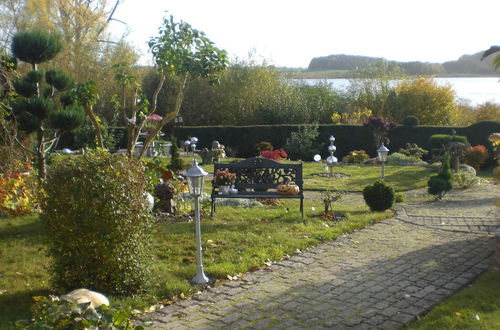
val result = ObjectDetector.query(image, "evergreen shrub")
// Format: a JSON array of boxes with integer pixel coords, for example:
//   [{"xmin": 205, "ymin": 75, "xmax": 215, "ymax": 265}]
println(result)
[
  {"xmin": 168, "ymin": 136, "xmax": 185, "ymax": 173},
  {"xmin": 427, "ymin": 152, "xmax": 453, "ymax": 199},
  {"xmin": 41, "ymin": 149, "xmax": 154, "ymax": 295},
  {"xmin": 285, "ymin": 125, "xmax": 321, "ymax": 160},
  {"xmin": 342, "ymin": 150, "xmax": 369, "ymax": 164},
  {"xmin": 362, "ymin": 180, "xmax": 395, "ymax": 211}
]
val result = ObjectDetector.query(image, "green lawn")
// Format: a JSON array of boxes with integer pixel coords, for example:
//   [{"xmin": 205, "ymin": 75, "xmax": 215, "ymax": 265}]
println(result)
[
  {"xmin": 0, "ymin": 201, "xmax": 390, "ymax": 327},
  {"xmin": 0, "ymin": 159, "xmax": 490, "ymax": 328},
  {"xmin": 408, "ymin": 270, "xmax": 500, "ymax": 329},
  {"xmin": 302, "ymin": 163, "xmax": 433, "ymax": 191}
]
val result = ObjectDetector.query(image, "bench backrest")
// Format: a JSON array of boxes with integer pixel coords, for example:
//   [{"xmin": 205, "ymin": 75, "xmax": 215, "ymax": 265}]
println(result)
[{"xmin": 214, "ymin": 157, "xmax": 303, "ymax": 191}]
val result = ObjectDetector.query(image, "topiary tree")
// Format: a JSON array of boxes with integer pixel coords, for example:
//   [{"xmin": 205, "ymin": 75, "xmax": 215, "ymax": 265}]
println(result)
[
  {"xmin": 362, "ymin": 180, "xmax": 395, "ymax": 211},
  {"xmin": 428, "ymin": 152, "xmax": 453, "ymax": 200},
  {"xmin": 10, "ymin": 30, "xmax": 84, "ymax": 181},
  {"xmin": 41, "ymin": 149, "xmax": 154, "ymax": 295}
]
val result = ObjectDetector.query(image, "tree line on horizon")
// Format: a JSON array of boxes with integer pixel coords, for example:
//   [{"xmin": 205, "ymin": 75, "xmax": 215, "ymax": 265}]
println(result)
[{"xmin": 307, "ymin": 53, "xmax": 498, "ymax": 76}]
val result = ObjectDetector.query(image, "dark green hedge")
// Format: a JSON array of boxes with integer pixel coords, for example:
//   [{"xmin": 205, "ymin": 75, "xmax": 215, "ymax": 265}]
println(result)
[
  {"xmin": 172, "ymin": 121, "xmax": 500, "ymax": 161},
  {"xmin": 57, "ymin": 121, "xmax": 500, "ymax": 162}
]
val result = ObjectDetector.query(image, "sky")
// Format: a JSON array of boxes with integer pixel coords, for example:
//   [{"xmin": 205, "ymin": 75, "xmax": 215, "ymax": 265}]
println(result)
[{"xmin": 110, "ymin": 0, "xmax": 500, "ymax": 68}]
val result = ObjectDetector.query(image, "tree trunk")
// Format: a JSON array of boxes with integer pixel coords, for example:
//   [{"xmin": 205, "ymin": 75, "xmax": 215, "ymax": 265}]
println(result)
[
  {"xmin": 36, "ymin": 127, "xmax": 46, "ymax": 182},
  {"xmin": 83, "ymin": 104, "xmax": 104, "ymax": 148}
]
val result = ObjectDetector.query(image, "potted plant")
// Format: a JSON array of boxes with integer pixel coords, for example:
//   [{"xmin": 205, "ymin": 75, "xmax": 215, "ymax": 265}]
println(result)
[{"xmin": 214, "ymin": 169, "xmax": 236, "ymax": 194}]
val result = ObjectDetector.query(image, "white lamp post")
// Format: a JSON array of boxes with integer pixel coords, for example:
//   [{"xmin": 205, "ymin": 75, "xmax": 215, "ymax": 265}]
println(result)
[
  {"xmin": 185, "ymin": 159, "xmax": 209, "ymax": 284},
  {"xmin": 377, "ymin": 144, "xmax": 389, "ymax": 180}
]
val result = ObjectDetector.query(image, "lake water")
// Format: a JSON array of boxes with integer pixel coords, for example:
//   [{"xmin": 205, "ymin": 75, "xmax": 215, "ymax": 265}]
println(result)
[{"xmin": 297, "ymin": 77, "xmax": 500, "ymax": 106}]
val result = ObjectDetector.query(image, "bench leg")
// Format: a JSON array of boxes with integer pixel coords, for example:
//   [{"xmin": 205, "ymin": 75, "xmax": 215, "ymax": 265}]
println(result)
[
  {"xmin": 300, "ymin": 198, "xmax": 304, "ymax": 218},
  {"xmin": 211, "ymin": 198, "xmax": 215, "ymax": 216}
]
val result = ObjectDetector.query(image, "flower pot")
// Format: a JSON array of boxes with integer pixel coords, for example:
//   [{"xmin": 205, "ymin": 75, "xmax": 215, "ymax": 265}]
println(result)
[{"xmin": 219, "ymin": 185, "xmax": 231, "ymax": 194}]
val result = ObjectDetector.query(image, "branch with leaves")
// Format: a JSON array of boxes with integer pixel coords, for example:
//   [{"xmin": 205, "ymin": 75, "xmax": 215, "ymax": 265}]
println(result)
[{"xmin": 113, "ymin": 14, "xmax": 227, "ymax": 159}]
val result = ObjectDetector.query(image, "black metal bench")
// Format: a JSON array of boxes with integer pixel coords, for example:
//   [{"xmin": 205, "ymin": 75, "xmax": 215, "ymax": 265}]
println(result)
[{"xmin": 211, "ymin": 157, "xmax": 304, "ymax": 217}]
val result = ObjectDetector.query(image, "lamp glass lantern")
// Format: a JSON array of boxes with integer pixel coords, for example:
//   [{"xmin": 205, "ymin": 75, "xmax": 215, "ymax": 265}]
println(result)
[
  {"xmin": 376, "ymin": 144, "xmax": 389, "ymax": 180},
  {"xmin": 186, "ymin": 160, "xmax": 207, "ymax": 196},
  {"xmin": 185, "ymin": 159, "xmax": 209, "ymax": 284},
  {"xmin": 377, "ymin": 144, "xmax": 389, "ymax": 162}
]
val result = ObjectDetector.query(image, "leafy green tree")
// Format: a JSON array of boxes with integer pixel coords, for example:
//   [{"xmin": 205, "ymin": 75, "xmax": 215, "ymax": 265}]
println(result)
[
  {"xmin": 10, "ymin": 30, "xmax": 84, "ymax": 181},
  {"xmin": 395, "ymin": 77, "xmax": 457, "ymax": 125},
  {"xmin": 114, "ymin": 14, "xmax": 228, "ymax": 158}
]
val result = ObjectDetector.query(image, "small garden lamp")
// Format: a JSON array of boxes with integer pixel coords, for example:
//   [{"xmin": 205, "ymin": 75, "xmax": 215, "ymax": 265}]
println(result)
[
  {"xmin": 185, "ymin": 159, "xmax": 209, "ymax": 284},
  {"xmin": 377, "ymin": 144, "xmax": 389, "ymax": 179}
]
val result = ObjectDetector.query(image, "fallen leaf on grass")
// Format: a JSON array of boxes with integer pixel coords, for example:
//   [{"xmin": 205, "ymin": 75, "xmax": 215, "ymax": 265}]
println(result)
[
  {"xmin": 248, "ymin": 265, "xmax": 262, "ymax": 272},
  {"xmin": 454, "ymin": 312, "xmax": 462, "ymax": 317},
  {"xmin": 182, "ymin": 258, "xmax": 195, "ymax": 264},
  {"xmin": 0, "ymin": 290, "xmax": 6, "ymax": 295}
]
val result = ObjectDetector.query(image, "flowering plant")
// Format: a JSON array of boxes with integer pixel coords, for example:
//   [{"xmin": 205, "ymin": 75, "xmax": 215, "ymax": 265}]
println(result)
[
  {"xmin": 261, "ymin": 149, "xmax": 287, "ymax": 161},
  {"xmin": 143, "ymin": 114, "xmax": 163, "ymax": 129},
  {"xmin": 214, "ymin": 169, "xmax": 236, "ymax": 186},
  {"xmin": 464, "ymin": 145, "xmax": 489, "ymax": 170}
]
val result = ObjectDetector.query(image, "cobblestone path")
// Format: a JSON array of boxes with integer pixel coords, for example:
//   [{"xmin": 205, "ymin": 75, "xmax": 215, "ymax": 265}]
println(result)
[{"xmin": 140, "ymin": 183, "xmax": 498, "ymax": 329}]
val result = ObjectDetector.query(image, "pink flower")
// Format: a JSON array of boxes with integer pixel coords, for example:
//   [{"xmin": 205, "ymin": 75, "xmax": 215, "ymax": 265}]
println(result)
[{"xmin": 147, "ymin": 114, "xmax": 163, "ymax": 121}]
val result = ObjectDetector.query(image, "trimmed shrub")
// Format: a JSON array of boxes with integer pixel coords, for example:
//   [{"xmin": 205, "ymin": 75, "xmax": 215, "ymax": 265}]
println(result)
[
  {"xmin": 454, "ymin": 170, "xmax": 478, "ymax": 189},
  {"xmin": 41, "ymin": 149, "xmax": 154, "ymax": 295},
  {"xmin": 387, "ymin": 152, "xmax": 425, "ymax": 165},
  {"xmin": 394, "ymin": 191, "xmax": 406, "ymax": 203},
  {"xmin": 429, "ymin": 134, "xmax": 468, "ymax": 157},
  {"xmin": 427, "ymin": 152, "xmax": 453, "ymax": 199},
  {"xmin": 342, "ymin": 150, "xmax": 369, "ymax": 164},
  {"xmin": 398, "ymin": 143, "xmax": 428, "ymax": 160},
  {"xmin": 363, "ymin": 180, "xmax": 395, "ymax": 211},
  {"xmin": 463, "ymin": 145, "xmax": 489, "ymax": 170},
  {"xmin": 402, "ymin": 115, "xmax": 419, "ymax": 126}
]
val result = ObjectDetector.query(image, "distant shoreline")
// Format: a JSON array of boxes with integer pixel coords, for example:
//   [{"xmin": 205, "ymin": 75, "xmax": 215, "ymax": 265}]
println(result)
[{"xmin": 283, "ymin": 71, "xmax": 500, "ymax": 79}]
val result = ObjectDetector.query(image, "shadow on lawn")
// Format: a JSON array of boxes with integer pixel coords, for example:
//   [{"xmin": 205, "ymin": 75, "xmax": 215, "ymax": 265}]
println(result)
[
  {"xmin": 0, "ymin": 289, "xmax": 52, "ymax": 328},
  {"xmin": 0, "ymin": 218, "xmax": 45, "ymax": 242}
]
